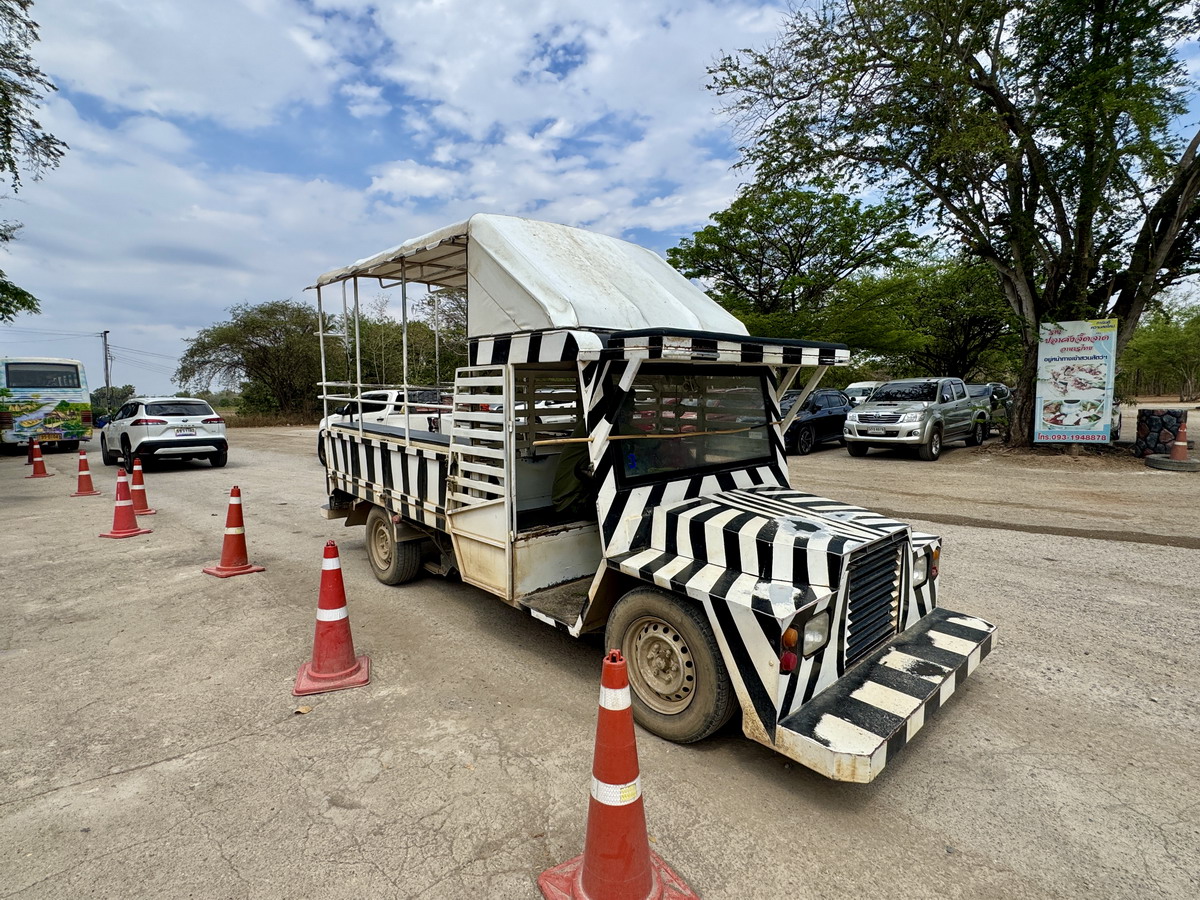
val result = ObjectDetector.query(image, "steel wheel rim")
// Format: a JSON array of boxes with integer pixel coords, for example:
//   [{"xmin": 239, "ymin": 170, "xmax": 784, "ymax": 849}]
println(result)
[
  {"xmin": 932, "ymin": 432, "xmax": 941, "ymax": 454},
  {"xmin": 623, "ymin": 615, "xmax": 695, "ymax": 715},
  {"xmin": 370, "ymin": 520, "xmax": 392, "ymax": 569}
]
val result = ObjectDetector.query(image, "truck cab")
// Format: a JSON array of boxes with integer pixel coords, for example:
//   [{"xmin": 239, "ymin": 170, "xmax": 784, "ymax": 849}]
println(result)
[{"xmin": 314, "ymin": 215, "xmax": 995, "ymax": 782}]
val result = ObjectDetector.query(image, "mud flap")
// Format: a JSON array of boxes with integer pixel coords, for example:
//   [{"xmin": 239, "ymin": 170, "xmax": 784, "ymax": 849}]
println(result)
[{"xmin": 775, "ymin": 607, "xmax": 995, "ymax": 783}]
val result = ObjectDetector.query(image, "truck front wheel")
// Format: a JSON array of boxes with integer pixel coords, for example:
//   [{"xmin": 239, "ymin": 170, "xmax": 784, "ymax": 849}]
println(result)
[
  {"xmin": 365, "ymin": 506, "xmax": 423, "ymax": 585},
  {"xmin": 604, "ymin": 588, "xmax": 735, "ymax": 743},
  {"xmin": 918, "ymin": 426, "xmax": 942, "ymax": 461}
]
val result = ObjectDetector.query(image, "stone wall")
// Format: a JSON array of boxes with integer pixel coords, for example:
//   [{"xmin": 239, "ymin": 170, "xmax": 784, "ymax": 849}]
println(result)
[{"xmin": 1134, "ymin": 409, "xmax": 1190, "ymax": 457}]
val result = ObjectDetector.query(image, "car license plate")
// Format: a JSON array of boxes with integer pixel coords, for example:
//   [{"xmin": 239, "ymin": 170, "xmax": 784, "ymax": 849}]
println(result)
[
  {"xmin": 868, "ymin": 428, "xmax": 886, "ymax": 435},
  {"xmin": 175, "ymin": 428, "xmax": 196, "ymax": 437}
]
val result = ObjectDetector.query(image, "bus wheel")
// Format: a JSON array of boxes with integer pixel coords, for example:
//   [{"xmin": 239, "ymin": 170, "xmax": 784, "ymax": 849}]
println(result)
[
  {"xmin": 605, "ymin": 588, "xmax": 735, "ymax": 743},
  {"xmin": 365, "ymin": 506, "xmax": 422, "ymax": 585}
]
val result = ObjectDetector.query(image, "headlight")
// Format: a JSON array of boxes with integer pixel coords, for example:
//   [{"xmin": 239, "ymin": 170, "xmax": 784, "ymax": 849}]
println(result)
[
  {"xmin": 912, "ymin": 552, "xmax": 929, "ymax": 587},
  {"xmin": 846, "ymin": 412, "xmax": 859, "ymax": 422},
  {"xmin": 802, "ymin": 611, "xmax": 831, "ymax": 656},
  {"xmin": 899, "ymin": 412, "xmax": 922, "ymax": 422}
]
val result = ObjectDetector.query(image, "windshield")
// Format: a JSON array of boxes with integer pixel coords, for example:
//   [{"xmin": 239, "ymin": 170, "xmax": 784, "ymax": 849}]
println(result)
[
  {"xmin": 145, "ymin": 401, "xmax": 214, "ymax": 417},
  {"xmin": 5, "ymin": 362, "xmax": 81, "ymax": 389},
  {"xmin": 613, "ymin": 369, "xmax": 771, "ymax": 482},
  {"xmin": 967, "ymin": 385, "xmax": 990, "ymax": 398},
  {"xmin": 870, "ymin": 382, "xmax": 937, "ymax": 402}
]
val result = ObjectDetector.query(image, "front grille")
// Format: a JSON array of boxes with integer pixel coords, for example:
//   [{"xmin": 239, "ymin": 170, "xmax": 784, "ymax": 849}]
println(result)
[
  {"xmin": 844, "ymin": 533, "xmax": 904, "ymax": 668},
  {"xmin": 858, "ymin": 412, "xmax": 901, "ymax": 424}
]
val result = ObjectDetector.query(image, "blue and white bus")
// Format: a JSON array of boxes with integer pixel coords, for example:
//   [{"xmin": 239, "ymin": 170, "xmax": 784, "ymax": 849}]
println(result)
[{"xmin": 0, "ymin": 357, "xmax": 93, "ymax": 452}]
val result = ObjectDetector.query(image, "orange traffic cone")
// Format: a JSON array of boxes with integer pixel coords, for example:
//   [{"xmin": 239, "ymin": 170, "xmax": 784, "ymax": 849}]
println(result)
[
  {"xmin": 70, "ymin": 449, "xmax": 102, "ymax": 497},
  {"xmin": 202, "ymin": 486, "xmax": 265, "ymax": 577},
  {"xmin": 293, "ymin": 541, "xmax": 370, "ymax": 696},
  {"xmin": 25, "ymin": 440, "xmax": 54, "ymax": 479},
  {"xmin": 129, "ymin": 458, "xmax": 156, "ymax": 515},
  {"xmin": 99, "ymin": 469, "xmax": 152, "ymax": 539},
  {"xmin": 538, "ymin": 650, "xmax": 698, "ymax": 900},
  {"xmin": 1170, "ymin": 420, "xmax": 1191, "ymax": 462}
]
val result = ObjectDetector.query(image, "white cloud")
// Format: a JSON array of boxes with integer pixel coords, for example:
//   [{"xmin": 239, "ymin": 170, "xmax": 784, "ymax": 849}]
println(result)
[{"xmin": 3, "ymin": 0, "xmax": 793, "ymax": 392}]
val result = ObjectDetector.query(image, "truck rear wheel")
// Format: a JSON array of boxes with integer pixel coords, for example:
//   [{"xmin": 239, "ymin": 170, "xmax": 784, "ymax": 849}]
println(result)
[
  {"xmin": 965, "ymin": 420, "xmax": 986, "ymax": 446},
  {"xmin": 365, "ymin": 506, "xmax": 423, "ymax": 585},
  {"xmin": 604, "ymin": 588, "xmax": 735, "ymax": 743}
]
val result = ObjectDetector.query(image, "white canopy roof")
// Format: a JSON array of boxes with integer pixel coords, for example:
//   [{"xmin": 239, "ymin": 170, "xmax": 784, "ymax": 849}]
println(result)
[{"xmin": 314, "ymin": 214, "xmax": 748, "ymax": 339}]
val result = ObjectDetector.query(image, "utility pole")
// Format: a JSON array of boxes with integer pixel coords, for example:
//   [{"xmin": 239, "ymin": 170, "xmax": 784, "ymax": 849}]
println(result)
[{"xmin": 101, "ymin": 330, "xmax": 112, "ymax": 401}]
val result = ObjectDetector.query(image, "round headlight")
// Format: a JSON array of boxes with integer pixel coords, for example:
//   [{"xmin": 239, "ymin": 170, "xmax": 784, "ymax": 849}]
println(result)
[{"xmin": 802, "ymin": 611, "xmax": 831, "ymax": 656}]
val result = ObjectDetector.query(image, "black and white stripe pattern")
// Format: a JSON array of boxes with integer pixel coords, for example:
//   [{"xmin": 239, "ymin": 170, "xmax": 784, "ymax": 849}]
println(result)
[
  {"xmin": 325, "ymin": 426, "xmax": 449, "ymax": 531},
  {"xmin": 776, "ymin": 607, "xmax": 994, "ymax": 783},
  {"xmin": 467, "ymin": 328, "xmax": 852, "ymax": 368}
]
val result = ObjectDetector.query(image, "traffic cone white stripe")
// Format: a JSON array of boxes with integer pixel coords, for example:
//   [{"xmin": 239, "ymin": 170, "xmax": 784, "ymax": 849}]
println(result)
[
  {"xmin": 230, "ymin": 495, "xmax": 242, "ymax": 504},
  {"xmin": 224, "ymin": 526, "xmax": 245, "ymax": 535},
  {"xmin": 316, "ymin": 607, "xmax": 349, "ymax": 622},
  {"xmin": 599, "ymin": 685, "xmax": 632, "ymax": 710},
  {"xmin": 116, "ymin": 499, "xmax": 133, "ymax": 507},
  {"xmin": 321, "ymin": 558, "xmax": 341, "ymax": 570},
  {"xmin": 591, "ymin": 775, "xmax": 642, "ymax": 806}
]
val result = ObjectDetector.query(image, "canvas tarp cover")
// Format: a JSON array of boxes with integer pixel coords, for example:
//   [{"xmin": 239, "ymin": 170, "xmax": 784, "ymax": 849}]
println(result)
[{"xmin": 315, "ymin": 214, "xmax": 748, "ymax": 339}]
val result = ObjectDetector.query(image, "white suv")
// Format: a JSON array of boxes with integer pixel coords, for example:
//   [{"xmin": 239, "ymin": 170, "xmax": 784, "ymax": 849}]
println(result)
[{"xmin": 101, "ymin": 397, "xmax": 228, "ymax": 468}]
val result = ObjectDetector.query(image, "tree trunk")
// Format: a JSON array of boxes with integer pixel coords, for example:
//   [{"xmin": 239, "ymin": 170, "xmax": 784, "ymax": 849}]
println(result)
[{"xmin": 1010, "ymin": 340, "xmax": 1042, "ymax": 449}]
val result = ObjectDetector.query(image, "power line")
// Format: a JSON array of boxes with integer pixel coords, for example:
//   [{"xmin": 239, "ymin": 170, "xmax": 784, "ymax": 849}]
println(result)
[{"xmin": 108, "ymin": 343, "xmax": 179, "ymax": 361}]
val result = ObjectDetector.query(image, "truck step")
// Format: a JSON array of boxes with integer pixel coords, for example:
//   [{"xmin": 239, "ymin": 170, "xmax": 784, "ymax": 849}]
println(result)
[{"xmin": 776, "ymin": 607, "xmax": 995, "ymax": 783}]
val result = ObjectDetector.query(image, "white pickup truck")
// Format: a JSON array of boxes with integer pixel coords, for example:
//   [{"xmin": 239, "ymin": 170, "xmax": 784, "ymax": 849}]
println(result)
[{"xmin": 313, "ymin": 214, "xmax": 996, "ymax": 782}]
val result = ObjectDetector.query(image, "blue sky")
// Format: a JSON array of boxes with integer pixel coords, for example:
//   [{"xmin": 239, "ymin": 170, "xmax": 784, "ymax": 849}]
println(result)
[{"xmin": 0, "ymin": 0, "xmax": 791, "ymax": 395}]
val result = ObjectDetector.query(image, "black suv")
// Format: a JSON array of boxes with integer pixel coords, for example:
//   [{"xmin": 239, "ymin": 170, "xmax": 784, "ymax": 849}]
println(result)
[{"xmin": 780, "ymin": 388, "xmax": 852, "ymax": 455}]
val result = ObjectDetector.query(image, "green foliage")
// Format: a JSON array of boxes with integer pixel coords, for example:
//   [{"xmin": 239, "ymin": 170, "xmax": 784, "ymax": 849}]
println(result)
[
  {"xmin": 0, "ymin": 0, "xmax": 68, "ymax": 322},
  {"xmin": 176, "ymin": 300, "xmax": 322, "ymax": 417},
  {"xmin": 0, "ymin": 268, "xmax": 38, "ymax": 321},
  {"xmin": 90, "ymin": 384, "xmax": 136, "ymax": 419},
  {"xmin": 1119, "ymin": 299, "xmax": 1200, "ymax": 401},
  {"xmin": 834, "ymin": 256, "xmax": 1022, "ymax": 380},
  {"xmin": 710, "ymin": 0, "xmax": 1200, "ymax": 364},
  {"xmin": 668, "ymin": 181, "xmax": 918, "ymax": 337}
]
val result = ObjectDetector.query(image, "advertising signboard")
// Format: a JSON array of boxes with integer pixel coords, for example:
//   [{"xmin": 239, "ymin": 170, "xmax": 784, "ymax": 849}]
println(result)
[{"xmin": 1034, "ymin": 319, "xmax": 1117, "ymax": 444}]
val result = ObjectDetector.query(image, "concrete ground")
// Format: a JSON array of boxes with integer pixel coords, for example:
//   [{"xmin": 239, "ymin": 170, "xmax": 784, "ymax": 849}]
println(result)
[{"xmin": 1, "ymin": 430, "xmax": 1197, "ymax": 899}]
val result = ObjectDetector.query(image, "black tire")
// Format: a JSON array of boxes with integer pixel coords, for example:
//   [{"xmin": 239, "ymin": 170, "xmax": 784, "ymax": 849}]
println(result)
[
  {"xmin": 59, "ymin": 440, "xmax": 79, "ymax": 453},
  {"xmin": 966, "ymin": 420, "xmax": 986, "ymax": 447},
  {"xmin": 100, "ymin": 435, "xmax": 117, "ymax": 466},
  {"xmin": 365, "ymin": 506, "xmax": 423, "ymax": 585},
  {"xmin": 918, "ymin": 427, "xmax": 942, "ymax": 461},
  {"xmin": 794, "ymin": 425, "xmax": 815, "ymax": 455},
  {"xmin": 210, "ymin": 450, "xmax": 228, "ymax": 468},
  {"xmin": 120, "ymin": 437, "xmax": 137, "ymax": 468},
  {"xmin": 604, "ymin": 588, "xmax": 735, "ymax": 744},
  {"xmin": 317, "ymin": 432, "xmax": 327, "ymax": 466},
  {"xmin": 846, "ymin": 441, "xmax": 868, "ymax": 457}
]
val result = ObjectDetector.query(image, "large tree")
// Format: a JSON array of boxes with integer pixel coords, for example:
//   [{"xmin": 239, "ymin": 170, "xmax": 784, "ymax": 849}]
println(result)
[
  {"xmin": 710, "ymin": 0, "xmax": 1200, "ymax": 444},
  {"xmin": 667, "ymin": 181, "xmax": 917, "ymax": 337},
  {"xmin": 0, "ymin": 0, "xmax": 68, "ymax": 321},
  {"xmin": 176, "ymin": 300, "xmax": 322, "ymax": 417},
  {"xmin": 1119, "ymin": 298, "xmax": 1200, "ymax": 401}
]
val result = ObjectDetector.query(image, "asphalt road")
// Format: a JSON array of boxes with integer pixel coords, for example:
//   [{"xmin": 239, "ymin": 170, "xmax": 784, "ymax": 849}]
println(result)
[{"xmin": 2, "ymin": 430, "xmax": 1197, "ymax": 899}]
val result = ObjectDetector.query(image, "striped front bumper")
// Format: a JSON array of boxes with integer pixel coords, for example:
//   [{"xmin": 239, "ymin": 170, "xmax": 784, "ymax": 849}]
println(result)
[{"xmin": 775, "ymin": 607, "xmax": 995, "ymax": 783}]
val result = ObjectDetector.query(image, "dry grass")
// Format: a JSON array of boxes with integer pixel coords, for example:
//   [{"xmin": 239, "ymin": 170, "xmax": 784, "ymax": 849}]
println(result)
[{"xmin": 222, "ymin": 411, "xmax": 320, "ymax": 428}]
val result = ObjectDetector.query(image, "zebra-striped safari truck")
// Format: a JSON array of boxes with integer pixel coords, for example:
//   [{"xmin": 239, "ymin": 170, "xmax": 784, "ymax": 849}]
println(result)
[{"xmin": 314, "ymin": 214, "xmax": 995, "ymax": 783}]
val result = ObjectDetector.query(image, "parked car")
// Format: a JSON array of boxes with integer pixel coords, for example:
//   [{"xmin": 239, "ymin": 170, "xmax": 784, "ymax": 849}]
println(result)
[
  {"xmin": 317, "ymin": 389, "xmax": 451, "ymax": 464},
  {"xmin": 843, "ymin": 380, "xmax": 883, "ymax": 406},
  {"xmin": 780, "ymin": 388, "xmax": 851, "ymax": 454},
  {"xmin": 967, "ymin": 383, "xmax": 1014, "ymax": 439},
  {"xmin": 100, "ymin": 397, "xmax": 227, "ymax": 468},
  {"xmin": 844, "ymin": 377, "xmax": 989, "ymax": 461}
]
